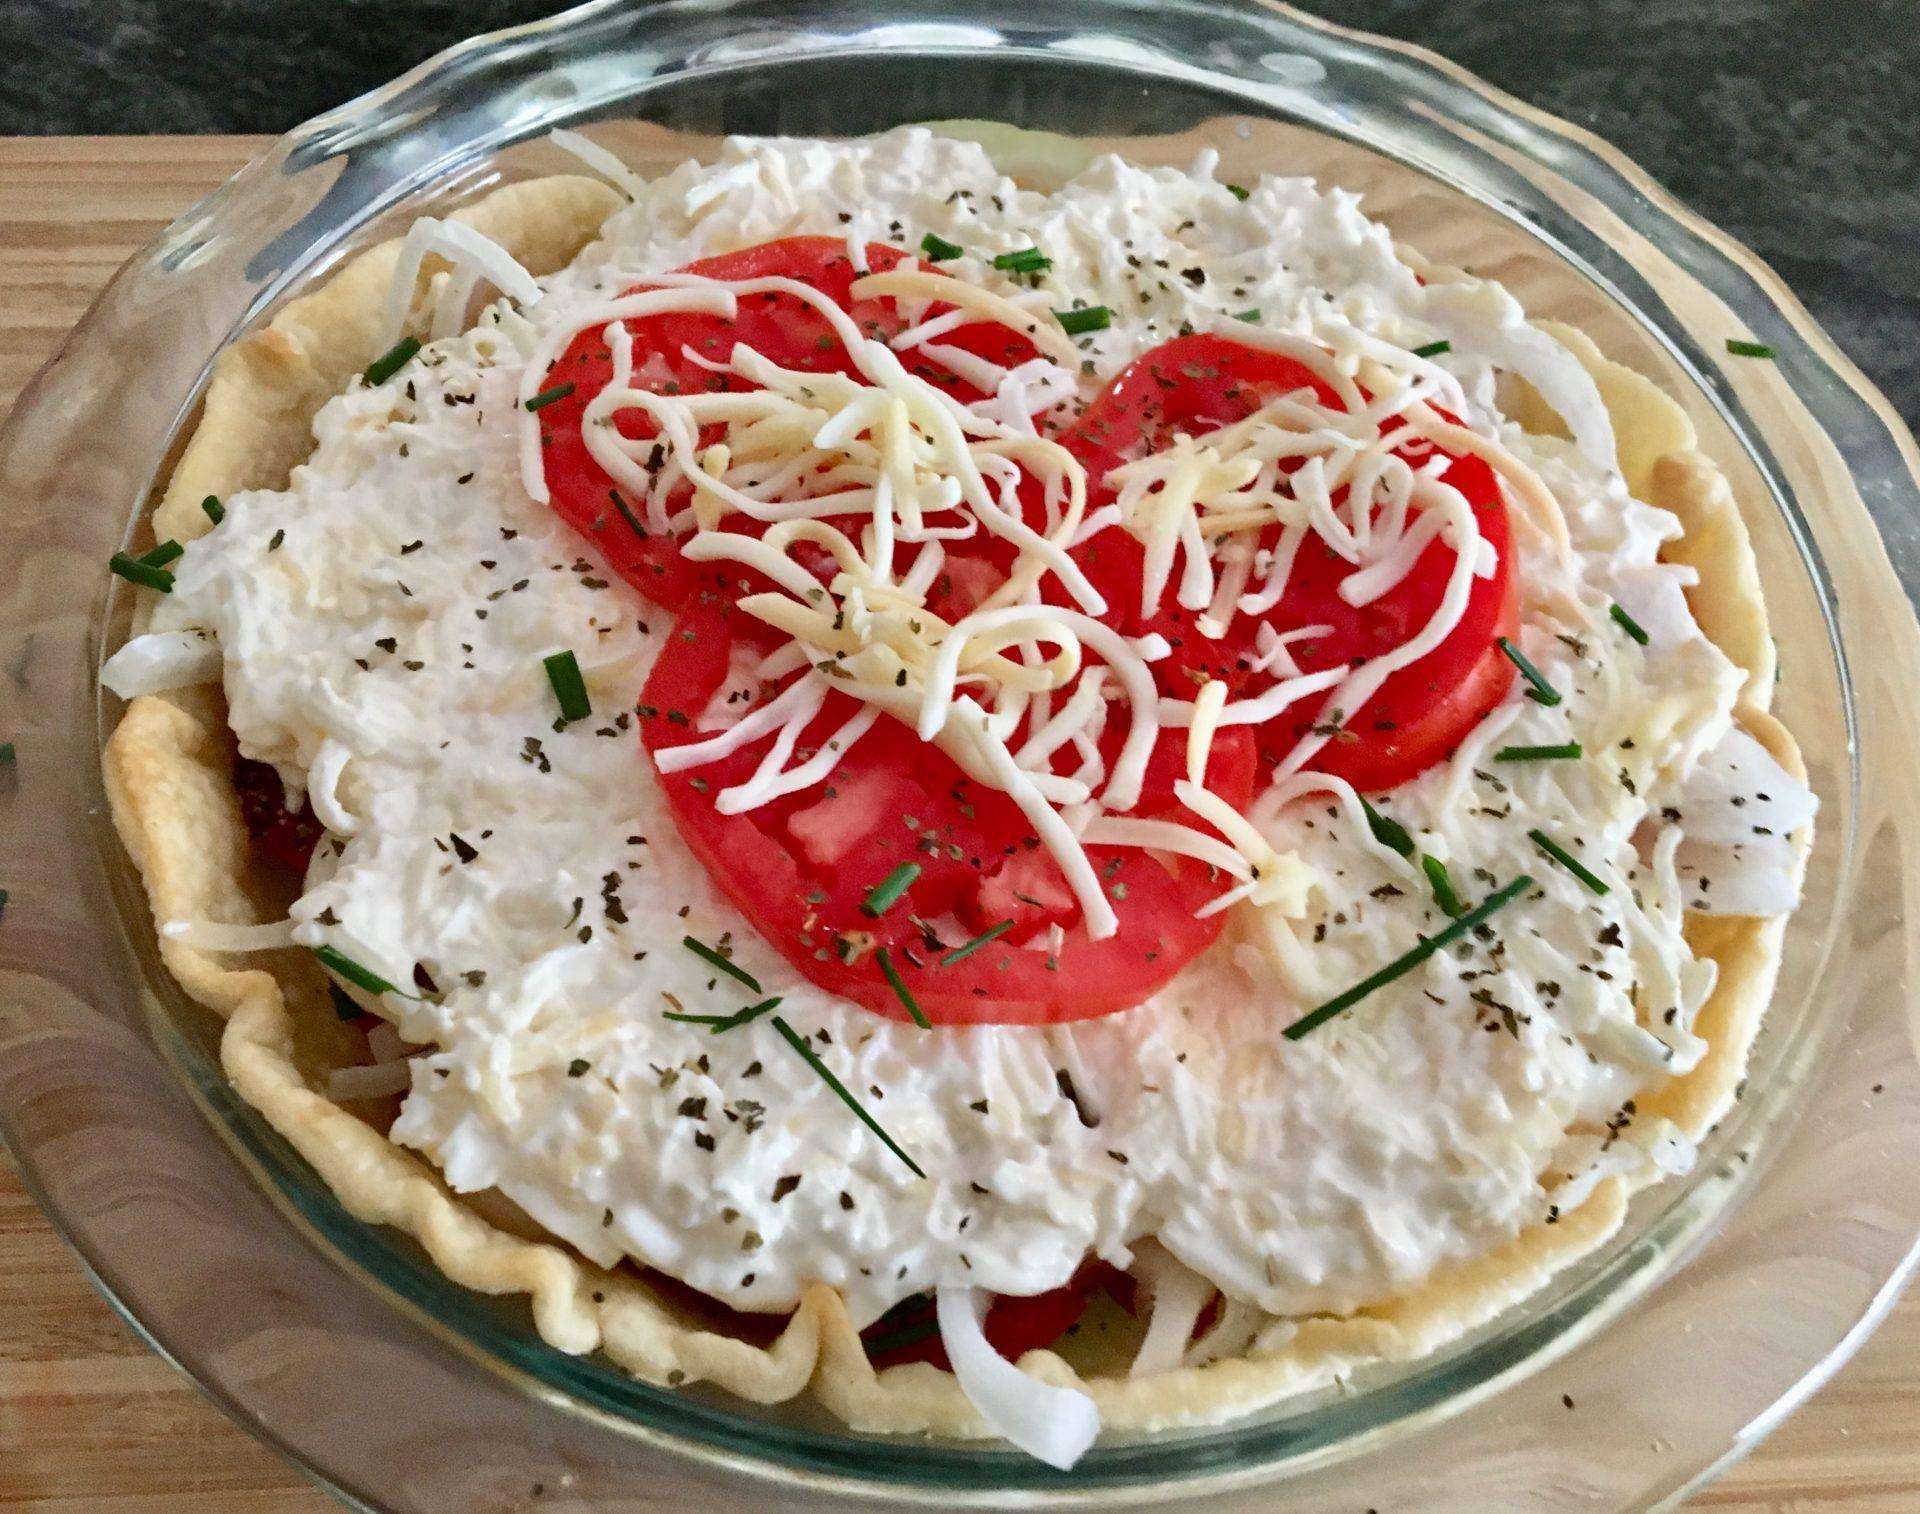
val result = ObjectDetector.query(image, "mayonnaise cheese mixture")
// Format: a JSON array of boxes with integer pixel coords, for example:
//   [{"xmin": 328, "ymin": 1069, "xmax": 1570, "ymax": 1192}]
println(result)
[{"xmin": 122, "ymin": 129, "xmax": 1813, "ymax": 1340}]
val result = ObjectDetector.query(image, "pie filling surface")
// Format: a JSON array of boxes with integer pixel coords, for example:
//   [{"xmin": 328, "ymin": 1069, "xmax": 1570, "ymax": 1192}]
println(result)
[{"xmin": 105, "ymin": 127, "xmax": 1816, "ymax": 1459}]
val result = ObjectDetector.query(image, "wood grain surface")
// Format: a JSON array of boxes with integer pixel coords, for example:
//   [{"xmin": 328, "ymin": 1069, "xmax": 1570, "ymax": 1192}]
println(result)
[{"xmin": 0, "ymin": 134, "xmax": 1909, "ymax": 1512}]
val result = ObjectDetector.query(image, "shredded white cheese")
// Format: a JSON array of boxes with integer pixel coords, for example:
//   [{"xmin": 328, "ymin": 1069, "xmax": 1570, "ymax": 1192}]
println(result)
[{"xmin": 139, "ymin": 130, "xmax": 1814, "ymax": 1377}]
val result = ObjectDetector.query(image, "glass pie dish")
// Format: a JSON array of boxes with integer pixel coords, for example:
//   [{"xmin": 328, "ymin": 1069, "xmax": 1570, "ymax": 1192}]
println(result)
[{"xmin": 4, "ymin": 0, "xmax": 1920, "ymax": 1506}]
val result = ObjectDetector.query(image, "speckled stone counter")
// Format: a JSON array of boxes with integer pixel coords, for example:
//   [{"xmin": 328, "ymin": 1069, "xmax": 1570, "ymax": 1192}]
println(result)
[{"xmin": 4, "ymin": 1, "xmax": 1911, "ymax": 420}]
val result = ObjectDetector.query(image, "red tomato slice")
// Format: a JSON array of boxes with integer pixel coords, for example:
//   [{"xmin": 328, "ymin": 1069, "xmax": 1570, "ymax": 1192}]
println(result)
[
  {"xmin": 1063, "ymin": 333, "xmax": 1517, "ymax": 792},
  {"xmin": 639, "ymin": 603, "xmax": 1253, "ymax": 1026},
  {"xmin": 233, "ymin": 755, "xmax": 322, "ymax": 875},
  {"xmin": 863, "ymin": 1263, "xmax": 1125, "ymax": 1371},
  {"xmin": 535, "ymin": 236, "xmax": 1045, "ymax": 621}
]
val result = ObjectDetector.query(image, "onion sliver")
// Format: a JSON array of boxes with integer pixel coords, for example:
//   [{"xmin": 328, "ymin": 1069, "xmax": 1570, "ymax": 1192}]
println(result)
[
  {"xmin": 935, "ymin": 1285, "xmax": 1099, "ymax": 1469},
  {"xmin": 160, "ymin": 917, "xmax": 295, "ymax": 952},
  {"xmin": 101, "ymin": 630, "xmax": 220, "ymax": 698}
]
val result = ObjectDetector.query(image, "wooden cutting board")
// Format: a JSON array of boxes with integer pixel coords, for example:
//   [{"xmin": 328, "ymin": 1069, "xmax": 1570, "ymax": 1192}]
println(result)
[{"xmin": 0, "ymin": 135, "xmax": 1910, "ymax": 1512}]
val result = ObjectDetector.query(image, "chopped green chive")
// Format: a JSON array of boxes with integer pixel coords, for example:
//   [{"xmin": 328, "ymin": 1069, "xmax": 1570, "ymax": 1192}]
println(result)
[
  {"xmin": 608, "ymin": 489, "xmax": 648, "ymax": 540},
  {"xmin": 1496, "ymin": 742, "xmax": 1584, "ymax": 762},
  {"xmin": 1361, "ymin": 797, "xmax": 1414, "ymax": 857},
  {"xmin": 543, "ymin": 649, "xmax": 591, "ymax": 722},
  {"xmin": 1225, "ymin": 183, "xmax": 1251, "ymax": 201},
  {"xmin": 1726, "ymin": 338, "xmax": 1775, "ymax": 359},
  {"xmin": 1421, "ymin": 854, "xmax": 1466, "ymax": 917},
  {"xmin": 920, "ymin": 232, "xmax": 965, "ymax": 262},
  {"xmin": 992, "ymin": 247, "xmax": 1050, "ymax": 275},
  {"xmin": 109, "ymin": 553, "xmax": 173, "ymax": 593},
  {"xmin": 876, "ymin": 948, "xmax": 931, "ymax": 1029},
  {"xmin": 1528, "ymin": 829, "xmax": 1609, "ymax": 895},
  {"xmin": 314, "ymin": 945, "xmax": 412, "ymax": 999},
  {"xmin": 201, "ymin": 495, "xmax": 225, "ymax": 525},
  {"xmin": 771, "ymin": 1014, "xmax": 924, "ymax": 1177},
  {"xmin": 663, "ymin": 1009, "xmax": 731, "ymax": 1026},
  {"xmin": 1496, "ymin": 636, "xmax": 1561, "ymax": 706},
  {"xmin": 0, "ymin": 742, "xmax": 13, "ymax": 767},
  {"xmin": 1233, "ymin": 308, "xmax": 1262, "ymax": 324},
  {"xmin": 1411, "ymin": 339, "xmax": 1452, "ymax": 359},
  {"xmin": 363, "ymin": 336, "xmax": 420, "ymax": 387},
  {"xmin": 941, "ymin": 919, "xmax": 1013, "ymax": 966},
  {"xmin": 682, "ymin": 935, "xmax": 761, "ymax": 992},
  {"xmin": 1282, "ymin": 874, "xmax": 1534, "ymax": 1040},
  {"xmin": 1055, "ymin": 306, "xmax": 1112, "ymax": 336},
  {"xmin": 525, "ymin": 382, "xmax": 576, "ymax": 413},
  {"xmin": 861, "ymin": 862, "xmax": 921, "ymax": 918},
  {"xmin": 708, "ymin": 995, "xmax": 782, "ymax": 1034},
  {"xmin": 139, "ymin": 540, "xmax": 185, "ymax": 569},
  {"xmin": 1610, "ymin": 603, "xmax": 1650, "ymax": 645}
]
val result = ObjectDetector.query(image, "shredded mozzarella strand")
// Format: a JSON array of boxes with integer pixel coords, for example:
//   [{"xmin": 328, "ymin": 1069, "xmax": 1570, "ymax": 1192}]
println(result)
[
  {"xmin": 545, "ymin": 128, "xmax": 649, "ymax": 200},
  {"xmin": 853, "ymin": 268, "xmax": 1080, "ymax": 365},
  {"xmin": 380, "ymin": 217, "xmax": 543, "ymax": 351},
  {"xmin": 518, "ymin": 287, "xmax": 739, "ymax": 503},
  {"xmin": 537, "ymin": 256, "xmax": 1563, "ymax": 940},
  {"xmin": 1185, "ymin": 678, "xmax": 1228, "ymax": 786}
]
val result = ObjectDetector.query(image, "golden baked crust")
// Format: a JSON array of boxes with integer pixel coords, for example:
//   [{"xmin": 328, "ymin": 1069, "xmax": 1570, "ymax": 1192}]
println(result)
[{"xmin": 102, "ymin": 149, "xmax": 1807, "ymax": 1440}]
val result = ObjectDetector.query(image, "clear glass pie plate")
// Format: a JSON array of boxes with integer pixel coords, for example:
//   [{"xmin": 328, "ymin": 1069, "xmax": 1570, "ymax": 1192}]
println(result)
[{"xmin": 3, "ymin": 0, "xmax": 1919, "ymax": 1507}]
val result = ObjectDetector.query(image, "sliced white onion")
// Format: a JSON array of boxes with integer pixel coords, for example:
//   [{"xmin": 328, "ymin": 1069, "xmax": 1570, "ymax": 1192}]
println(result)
[
  {"xmin": 935, "ymin": 1285, "xmax": 1100, "ymax": 1469},
  {"xmin": 1251, "ymin": 1317, "xmax": 1301, "ymax": 1355},
  {"xmin": 366, "ymin": 1022, "xmax": 409, "ymax": 1064},
  {"xmin": 1585, "ymin": 1016, "xmax": 1685, "ymax": 1075},
  {"xmin": 1677, "ymin": 727, "xmax": 1817, "ymax": 846},
  {"xmin": 1420, "ymin": 279, "xmax": 1617, "ymax": 474},
  {"xmin": 1544, "ymin": 1133, "xmax": 1642, "ymax": 1211},
  {"xmin": 1674, "ymin": 843, "xmax": 1802, "ymax": 916},
  {"xmin": 1638, "ymin": 1116, "xmax": 1698, "ymax": 1178},
  {"xmin": 100, "ymin": 630, "xmax": 221, "ymax": 698},
  {"xmin": 1184, "ymin": 1297, "xmax": 1264, "ymax": 1368},
  {"xmin": 1128, "ymin": 1242, "xmax": 1216, "ymax": 1378},
  {"xmin": 1607, "ymin": 567, "xmax": 1701, "ymax": 652},
  {"xmin": 325, "ymin": 1060, "xmax": 413, "ymax": 1102},
  {"xmin": 160, "ymin": 917, "xmax": 295, "ymax": 952}
]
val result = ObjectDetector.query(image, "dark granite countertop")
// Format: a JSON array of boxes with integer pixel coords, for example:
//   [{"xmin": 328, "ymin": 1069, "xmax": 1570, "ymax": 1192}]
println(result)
[{"xmin": 3, "ymin": 0, "xmax": 1913, "ymax": 421}]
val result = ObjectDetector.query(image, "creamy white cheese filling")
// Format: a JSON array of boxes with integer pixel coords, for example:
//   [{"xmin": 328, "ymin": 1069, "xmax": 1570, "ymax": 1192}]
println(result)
[{"xmin": 144, "ymin": 128, "xmax": 1805, "ymax": 1332}]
